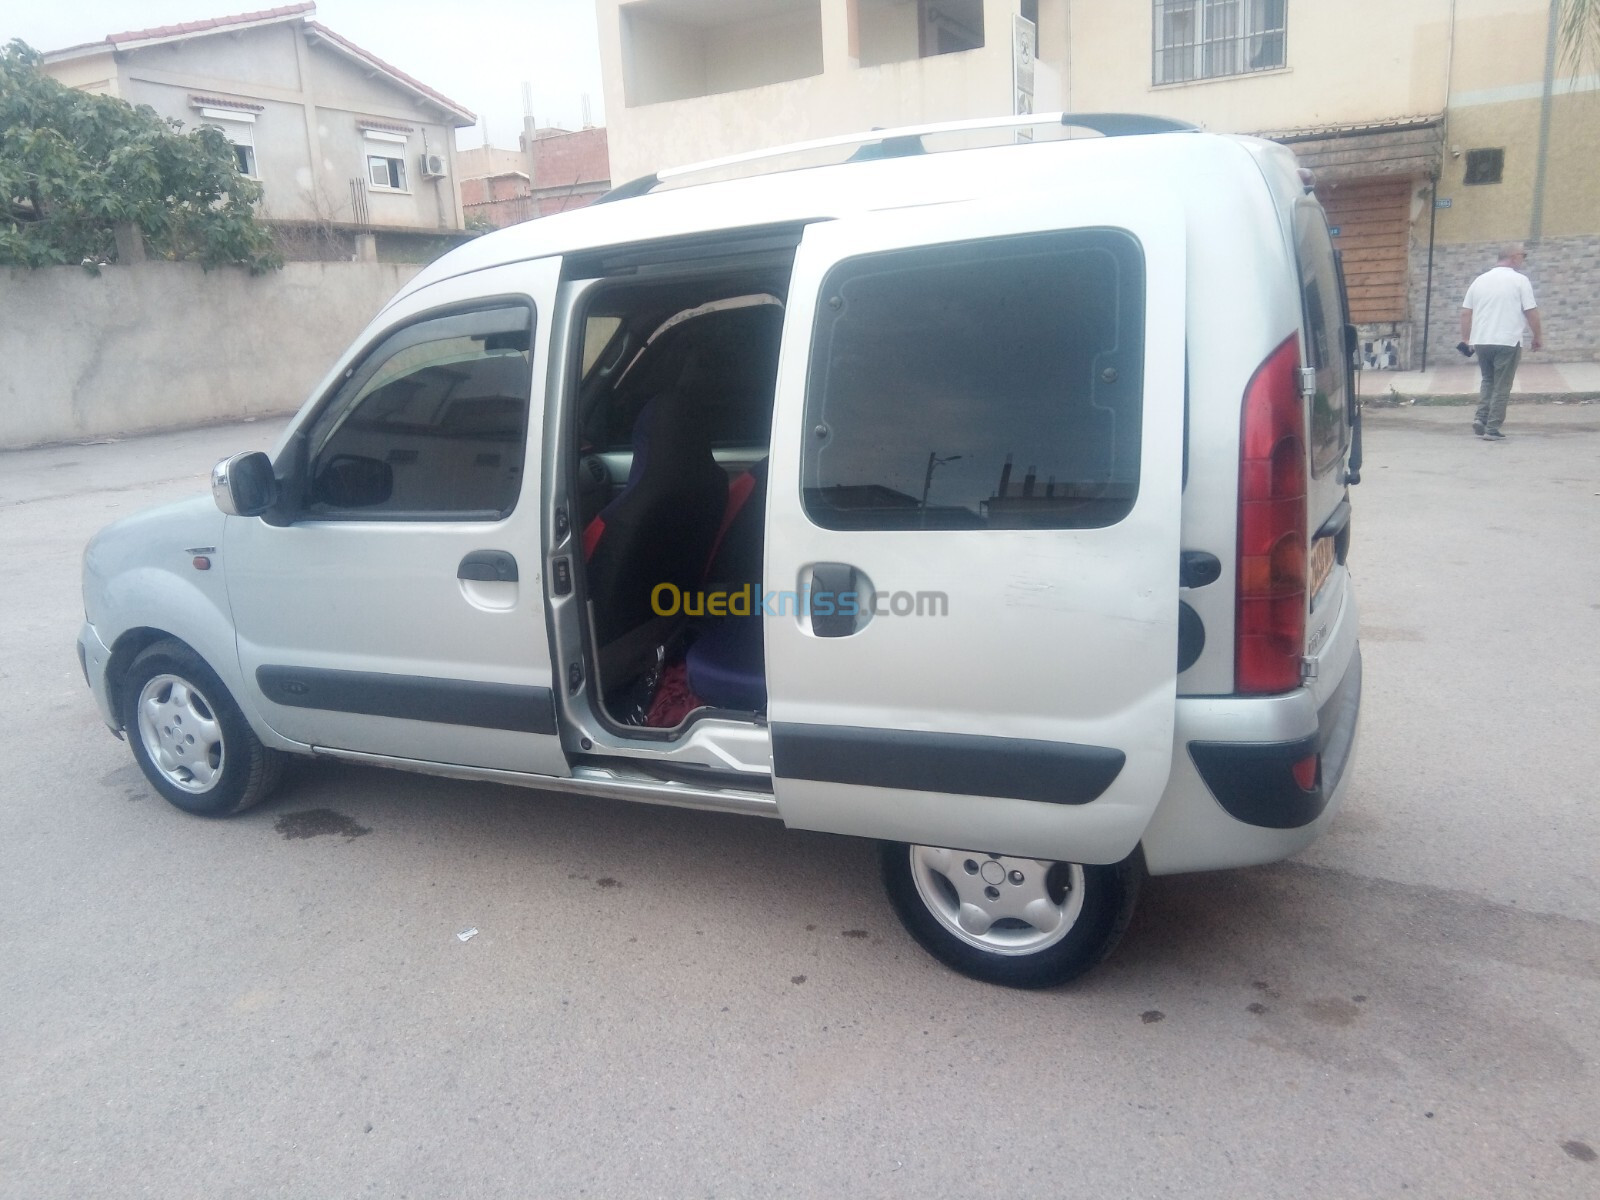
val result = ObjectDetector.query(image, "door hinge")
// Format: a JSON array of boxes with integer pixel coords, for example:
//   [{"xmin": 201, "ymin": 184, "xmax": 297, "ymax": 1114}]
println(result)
[
  {"xmin": 1298, "ymin": 366, "xmax": 1317, "ymax": 400},
  {"xmin": 1300, "ymin": 656, "xmax": 1319, "ymax": 682}
]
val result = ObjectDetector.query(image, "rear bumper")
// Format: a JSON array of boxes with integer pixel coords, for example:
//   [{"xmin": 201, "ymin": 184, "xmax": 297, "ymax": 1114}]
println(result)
[
  {"xmin": 1140, "ymin": 582, "xmax": 1362, "ymax": 876},
  {"xmin": 1187, "ymin": 647, "xmax": 1361, "ymax": 829}
]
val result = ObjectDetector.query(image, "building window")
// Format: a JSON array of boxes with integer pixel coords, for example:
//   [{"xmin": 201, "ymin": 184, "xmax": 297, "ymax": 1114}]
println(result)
[
  {"xmin": 1153, "ymin": 0, "xmax": 1286, "ymax": 85},
  {"xmin": 367, "ymin": 153, "xmax": 407, "ymax": 190},
  {"xmin": 196, "ymin": 106, "xmax": 259, "ymax": 179},
  {"xmin": 1464, "ymin": 148, "xmax": 1504, "ymax": 185},
  {"xmin": 363, "ymin": 129, "xmax": 410, "ymax": 191},
  {"xmin": 802, "ymin": 230, "xmax": 1146, "ymax": 532}
]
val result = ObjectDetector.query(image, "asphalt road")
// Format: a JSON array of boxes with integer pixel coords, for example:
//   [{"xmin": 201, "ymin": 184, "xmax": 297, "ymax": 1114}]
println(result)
[{"xmin": 2, "ymin": 406, "xmax": 1596, "ymax": 1198}]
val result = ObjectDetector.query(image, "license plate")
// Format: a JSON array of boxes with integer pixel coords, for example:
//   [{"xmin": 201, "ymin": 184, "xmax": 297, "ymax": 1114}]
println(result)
[{"xmin": 1309, "ymin": 536, "xmax": 1336, "ymax": 606}]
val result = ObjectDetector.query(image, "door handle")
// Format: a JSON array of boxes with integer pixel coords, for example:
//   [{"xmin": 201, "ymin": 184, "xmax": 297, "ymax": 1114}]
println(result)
[
  {"xmin": 810, "ymin": 562, "xmax": 859, "ymax": 637},
  {"xmin": 458, "ymin": 550, "xmax": 518, "ymax": 582}
]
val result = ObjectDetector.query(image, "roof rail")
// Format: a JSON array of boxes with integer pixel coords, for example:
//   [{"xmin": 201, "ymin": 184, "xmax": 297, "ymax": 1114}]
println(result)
[{"xmin": 594, "ymin": 111, "xmax": 1198, "ymax": 205}]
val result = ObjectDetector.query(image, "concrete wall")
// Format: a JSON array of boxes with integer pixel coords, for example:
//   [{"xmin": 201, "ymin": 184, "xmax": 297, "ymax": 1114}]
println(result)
[
  {"xmin": 1066, "ymin": 0, "xmax": 1456, "ymax": 131},
  {"xmin": 39, "ymin": 49, "xmax": 119, "ymax": 95},
  {"xmin": 620, "ymin": 3, "xmax": 824, "ymax": 106},
  {"xmin": 1063, "ymin": 0, "xmax": 1598, "ymax": 248},
  {"xmin": 458, "ymin": 146, "xmax": 529, "ymax": 180},
  {"xmin": 858, "ymin": 0, "xmax": 922, "ymax": 68},
  {"xmin": 1434, "ymin": 89, "xmax": 1600, "ymax": 244},
  {"xmin": 0, "ymin": 261, "xmax": 420, "ymax": 449}
]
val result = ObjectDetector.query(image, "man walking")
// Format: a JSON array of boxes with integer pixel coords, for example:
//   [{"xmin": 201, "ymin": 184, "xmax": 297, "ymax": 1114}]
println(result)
[{"xmin": 1460, "ymin": 245, "xmax": 1542, "ymax": 439}]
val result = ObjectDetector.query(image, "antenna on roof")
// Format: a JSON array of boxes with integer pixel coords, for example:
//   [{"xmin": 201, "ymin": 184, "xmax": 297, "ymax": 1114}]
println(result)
[
  {"xmin": 521, "ymin": 82, "xmax": 533, "ymax": 117},
  {"xmin": 581, "ymin": 93, "xmax": 592, "ymax": 129}
]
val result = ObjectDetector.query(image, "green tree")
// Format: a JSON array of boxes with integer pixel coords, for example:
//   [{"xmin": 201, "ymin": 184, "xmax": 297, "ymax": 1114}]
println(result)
[
  {"xmin": 1559, "ymin": 0, "xmax": 1600, "ymax": 74},
  {"xmin": 0, "ymin": 39, "xmax": 279, "ymax": 272}
]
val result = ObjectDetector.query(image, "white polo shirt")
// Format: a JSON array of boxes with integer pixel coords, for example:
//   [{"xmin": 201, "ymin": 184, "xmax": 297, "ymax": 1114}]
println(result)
[{"xmin": 1462, "ymin": 266, "xmax": 1537, "ymax": 347}]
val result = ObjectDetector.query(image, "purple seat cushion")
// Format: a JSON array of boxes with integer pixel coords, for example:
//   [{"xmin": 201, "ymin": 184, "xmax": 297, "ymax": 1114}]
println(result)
[{"xmin": 685, "ymin": 617, "xmax": 766, "ymax": 711}]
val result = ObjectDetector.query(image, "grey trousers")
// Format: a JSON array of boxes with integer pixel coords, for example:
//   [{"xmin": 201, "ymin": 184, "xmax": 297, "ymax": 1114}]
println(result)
[{"xmin": 1475, "ymin": 344, "xmax": 1521, "ymax": 431}]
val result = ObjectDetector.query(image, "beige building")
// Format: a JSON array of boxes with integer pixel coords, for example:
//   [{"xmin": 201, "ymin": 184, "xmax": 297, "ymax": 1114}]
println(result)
[
  {"xmin": 43, "ymin": 3, "xmax": 477, "ymax": 254},
  {"xmin": 597, "ymin": 0, "xmax": 1599, "ymax": 364}
]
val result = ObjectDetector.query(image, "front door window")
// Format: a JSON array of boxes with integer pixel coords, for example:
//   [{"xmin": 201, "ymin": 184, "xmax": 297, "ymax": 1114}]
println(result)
[{"xmin": 302, "ymin": 305, "xmax": 534, "ymax": 520}]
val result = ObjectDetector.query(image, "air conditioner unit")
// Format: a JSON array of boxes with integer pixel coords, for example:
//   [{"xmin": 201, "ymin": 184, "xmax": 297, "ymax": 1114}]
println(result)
[{"xmin": 420, "ymin": 153, "xmax": 447, "ymax": 179}]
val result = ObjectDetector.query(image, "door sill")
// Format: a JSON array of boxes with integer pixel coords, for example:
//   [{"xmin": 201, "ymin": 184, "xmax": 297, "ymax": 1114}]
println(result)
[{"xmin": 311, "ymin": 745, "xmax": 781, "ymax": 818}]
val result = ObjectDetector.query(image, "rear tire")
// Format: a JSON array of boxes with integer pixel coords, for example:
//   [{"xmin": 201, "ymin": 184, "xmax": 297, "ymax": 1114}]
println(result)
[
  {"xmin": 122, "ymin": 640, "xmax": 282, "ymax": 817},
  {"xmin": 880, "ymin": 841, "xmax": 1143, "ymax": 988}
]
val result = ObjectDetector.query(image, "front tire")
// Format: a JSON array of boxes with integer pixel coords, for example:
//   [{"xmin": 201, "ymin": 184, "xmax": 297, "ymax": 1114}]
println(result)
[
  {"xmin": 122, "ymin": 640, "xmax": 282, "ymax": 817},
  {"xmin": 880, "ymin": 842, "xmax": 1143, "ymax": 988}
]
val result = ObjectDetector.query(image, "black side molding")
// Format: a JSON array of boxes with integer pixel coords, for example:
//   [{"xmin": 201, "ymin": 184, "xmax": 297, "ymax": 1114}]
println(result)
[
  {"xmin": 771, "ymin": 724, "xmax": 1125, "ymax": 806},
  {"xmin": 257, "ymin": 666, "xmax": 557, "ymax": 735},
  {"xmin": 1188, "ymin": 648, "xmax": 1362, "ymax": 829}
]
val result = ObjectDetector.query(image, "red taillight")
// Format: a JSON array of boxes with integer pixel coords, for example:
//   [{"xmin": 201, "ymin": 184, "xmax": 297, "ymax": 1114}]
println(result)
[{"xmin": 1237, "ymin": 336, "xmax": 1307, "ymax": 694}]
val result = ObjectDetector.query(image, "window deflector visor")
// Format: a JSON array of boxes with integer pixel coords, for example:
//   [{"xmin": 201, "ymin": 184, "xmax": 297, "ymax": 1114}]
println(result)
[{"xmin": 307, "ymin": 305, "xmax": 532, "ymax": 463}]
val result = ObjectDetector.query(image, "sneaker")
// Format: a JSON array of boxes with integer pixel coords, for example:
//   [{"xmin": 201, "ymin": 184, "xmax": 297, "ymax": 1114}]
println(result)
[
  {"xmin": 1484, "ymin": 428, "xmax": 1506, "ymax": 440},
  {"xmin": 1472, "ymin": 421, "xmax": 1485, "ymax": 436}
]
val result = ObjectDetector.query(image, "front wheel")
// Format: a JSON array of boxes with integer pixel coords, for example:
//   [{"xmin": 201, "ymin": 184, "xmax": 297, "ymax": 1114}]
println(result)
[
  {"xmin": 880, "ymin": 842, "xmax": 1143, "ymax": 988},
  {"xmin": 122, "ymin": 640, "xmax": 283, "ymax": 817}
]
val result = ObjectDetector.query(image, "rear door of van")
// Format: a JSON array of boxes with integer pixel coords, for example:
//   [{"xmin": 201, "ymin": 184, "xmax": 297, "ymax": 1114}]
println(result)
[
  {"xmin": 762, "ymin": 191, "xmax": 1187, "ymax": 865},
  {"xmin": 1292, "ymin": 197, "xmax": 1356, "ymax": 659}
]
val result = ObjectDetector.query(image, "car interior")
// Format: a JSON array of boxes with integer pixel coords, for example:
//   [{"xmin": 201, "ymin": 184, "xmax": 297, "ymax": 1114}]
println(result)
[{"xmin": 570, "ymin": 273, "xmax": 789, "ymax": 736}]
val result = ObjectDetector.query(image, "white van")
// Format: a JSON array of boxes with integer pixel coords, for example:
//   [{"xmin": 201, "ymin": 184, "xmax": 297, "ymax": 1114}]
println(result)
[{"xmin": 78, "ymin": 113, "xmax": 1362, "ymax": 988}]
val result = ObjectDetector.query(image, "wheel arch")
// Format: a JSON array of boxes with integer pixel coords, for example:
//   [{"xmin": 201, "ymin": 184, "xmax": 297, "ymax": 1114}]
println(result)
[{"xmin": 105, "ymin": 627, "xmax": 178, "ymax": 728}]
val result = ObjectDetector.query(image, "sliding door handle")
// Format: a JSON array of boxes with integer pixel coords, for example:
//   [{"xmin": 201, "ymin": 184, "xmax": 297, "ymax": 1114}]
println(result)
[
  {"xmin": 810, "ymin": 562, "xmax": 859, "ymax": 637},
  {"xmin": 458, "ymin": 550, "xmax": 518, "ymax": 582}
]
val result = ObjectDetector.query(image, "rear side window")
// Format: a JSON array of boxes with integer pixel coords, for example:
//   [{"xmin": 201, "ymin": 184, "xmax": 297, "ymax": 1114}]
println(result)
[
  {"xmin": 802, "ymin": 229, "xmax": 1145, "ymax": 531},
  {"xmin": 304, "ymin": 304, "xmax": 533, "ymax": 519},
  {"xmin": 1294, "ymin": 202, "xmax": 1350, "ymax": 477}
]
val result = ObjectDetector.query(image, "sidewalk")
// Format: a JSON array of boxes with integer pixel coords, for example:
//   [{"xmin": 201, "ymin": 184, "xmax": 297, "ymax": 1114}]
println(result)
[{"xmin": 1358, "ymin": 360, "xmax": 1600, "ymax": 398}]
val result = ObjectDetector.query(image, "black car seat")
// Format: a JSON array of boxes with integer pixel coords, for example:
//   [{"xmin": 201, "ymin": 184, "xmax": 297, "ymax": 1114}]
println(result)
[
  {"xmin": 686, "ymin": 458, "xmax": 769, "ymax": 711},
  {"xmin": 702, "ymin": 457, "xmax": 768, "ymax": 587},
  {"xmin": 584, "ymin": 373, "xmax": 727, "ymax": 647}
]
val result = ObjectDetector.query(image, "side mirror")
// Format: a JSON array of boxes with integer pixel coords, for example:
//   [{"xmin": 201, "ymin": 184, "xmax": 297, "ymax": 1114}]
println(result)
[
  {"xmin": 212, "ymin": 451, "xmax": 278, "ymax": 517},
  {"xmin": 313, "ymin": 454, "xmax": 393, "ymax": 508},
  {"xmin": 1344, "ymin": 323, "xmax": 1360, "ymax": 360}
]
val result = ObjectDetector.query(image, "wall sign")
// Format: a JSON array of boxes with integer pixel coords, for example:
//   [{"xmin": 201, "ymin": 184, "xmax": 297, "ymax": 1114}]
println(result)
[{"xmin": 1013, "ymin": 14, "xmax": 1036, "ymax": 141}]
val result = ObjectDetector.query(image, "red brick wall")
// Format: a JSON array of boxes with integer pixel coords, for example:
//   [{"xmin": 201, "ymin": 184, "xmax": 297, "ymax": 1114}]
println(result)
[
  {"xmin": 532, "ymin": 127, "xmax": 610, "ymax": 191},
  {"xmin": 462, "ymin": 129, "xmax": 612, "ymax": 227}
]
